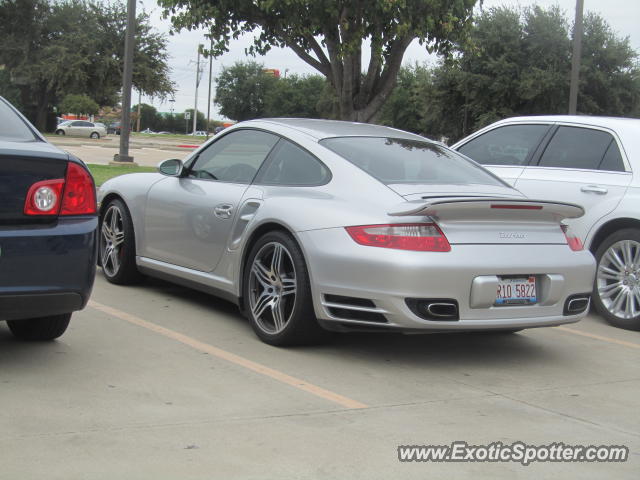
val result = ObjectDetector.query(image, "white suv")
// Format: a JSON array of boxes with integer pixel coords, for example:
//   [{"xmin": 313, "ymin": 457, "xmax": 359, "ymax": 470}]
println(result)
[{"xmin": 453, "ymin": 116, "xmax": 640, "ymax": 330}]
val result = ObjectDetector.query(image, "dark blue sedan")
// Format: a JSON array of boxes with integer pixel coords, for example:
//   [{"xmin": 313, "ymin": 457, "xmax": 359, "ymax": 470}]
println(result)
[{"xmin": 0, "ymin": 97, "xmax": 97, "ymax": 340}]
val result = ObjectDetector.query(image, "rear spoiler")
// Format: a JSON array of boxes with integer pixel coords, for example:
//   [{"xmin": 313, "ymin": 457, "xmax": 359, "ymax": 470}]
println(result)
[{"xmin": 388, "ymin": 197, "xmax": 584, "ymax": 221}]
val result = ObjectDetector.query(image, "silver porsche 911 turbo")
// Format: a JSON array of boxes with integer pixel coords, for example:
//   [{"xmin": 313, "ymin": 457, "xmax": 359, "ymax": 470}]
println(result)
[{"xmin": 97, "ymin": 119, "xmax": 595, "ymax": 345}]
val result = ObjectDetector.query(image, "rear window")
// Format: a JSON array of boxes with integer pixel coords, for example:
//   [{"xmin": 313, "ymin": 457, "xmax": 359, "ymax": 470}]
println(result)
[
  {"xmin": 320, "ymin": 136, "xmax": 504, "ymax": 186},
  {"xmin": 0, "ymin": 98, "xmax": 38, "ymax": 141}
]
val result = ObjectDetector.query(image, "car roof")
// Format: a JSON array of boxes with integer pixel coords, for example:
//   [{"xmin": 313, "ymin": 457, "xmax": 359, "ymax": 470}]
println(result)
[
  {"xmin": 243, "ymin": 118, "xmax": 426, "ymax": 141},
  {"xmin": 492, "ymin": 115, "xmax": 640, "ymax": 131}
]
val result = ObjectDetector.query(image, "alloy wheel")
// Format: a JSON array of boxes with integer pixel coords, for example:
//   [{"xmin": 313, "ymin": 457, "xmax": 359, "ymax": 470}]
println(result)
[
  {"xmin": 596, "ymin": 239, "xmax": 640, "ymax": 319},
  {"xmin": 100, "ymin": 205, "xmax": 125, "ymax": 277},
  {"xmin": 248, "ymin": 242, "xmax": 297, "ymax": 334}
]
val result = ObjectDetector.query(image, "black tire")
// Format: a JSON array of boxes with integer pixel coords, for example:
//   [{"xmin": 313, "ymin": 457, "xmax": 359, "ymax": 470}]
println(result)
[
  {"xmin": 55, "ymin": 129, "xmax": 65, "ymax": 135},
  {"xmin": 90, "ymin": 132, "xmax": 100, "ymax": 139},
  {"xmin": 592, "ymin": 228, "xmax": 640, "ymax": 331},
  {"xmin": 242, "ymin": 231, "xmax": 330, "ymax": 346},
  {"xmin": 7, "ymin": 313, "xmax": 71, "ymax": 341},
  {"xmin": 99, "ymin": 198, "xmax": 142, "ymax": 285}
]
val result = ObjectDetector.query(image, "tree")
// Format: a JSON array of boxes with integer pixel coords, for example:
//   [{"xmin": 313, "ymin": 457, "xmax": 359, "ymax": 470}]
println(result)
[
  {"xmin": 264, "ymin": 74, "xmax": 331, "ymax": 118},
  {"xmin": 60, "ymin": 94, "xmax": 99, "ymax": 116},
  {"xmin": 214, "ymin": 61, "xmax": 277, "ymax": 121},
  {"xmin": 184, "ymin": 108, "xmax": 206, "ymax": 131},
  {"xmin": 160, "ymin": 0, "xmax": 477, "ymax": 122},
  {"xmin": 0, "ymin": 68, "xmax": 21, "ymax": 109},
  {"xmin": 131, "ymin": 103, "xmax": 161, "ymax": 130},
  {"xmin": 0, "ymin": 0, "xmax": 174, "ymax": 130},
  {"xmin": 578, "ymin": 13, "xmax": 640, "ymax": 116},
  {"xmin": 378, "ymin": 64, "xmax": 429, "ymax": 134},
  {"xmin": 397, "ymin": 6, "xmax": 640, "ymax": 142}
]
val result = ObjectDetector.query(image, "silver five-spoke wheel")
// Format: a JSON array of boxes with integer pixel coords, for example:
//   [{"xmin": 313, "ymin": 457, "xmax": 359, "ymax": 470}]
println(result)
[
  {"xmin": 596, "ymin": 239, "xmax": 640, "ymax": 319},
  {"xmin": 100, "ymin": 205, "xmax": 125, "ymax": 277},
  {"xmin": 248, "ymin": 242, "xmax": 297, "ymax": 335}
]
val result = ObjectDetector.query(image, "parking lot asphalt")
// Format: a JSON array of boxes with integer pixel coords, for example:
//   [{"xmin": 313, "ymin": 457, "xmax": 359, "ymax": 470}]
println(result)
[{"xmin": 1, "ymin": 273, "xmax": 639, "ymax": 479}]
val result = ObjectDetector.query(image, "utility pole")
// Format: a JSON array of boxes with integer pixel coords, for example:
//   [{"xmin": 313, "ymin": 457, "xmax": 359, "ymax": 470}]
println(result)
[
  {"xmin": 136, "ymin": 89, "xmax": 142, "ymax": 132},
  {"xmin": 192, "ymin": 44, "xmax": 204, "ymax": 135},
  {"xmin": 568, "ymin": 0, "xmax": 584, "ymax": 115},
  {"xmin": 114, "ymin": 0, "xmax": 136, "ymax": 164},
  {"xmin": 206, "ymin": 38, "xmax": 213, "ymax": 138}
]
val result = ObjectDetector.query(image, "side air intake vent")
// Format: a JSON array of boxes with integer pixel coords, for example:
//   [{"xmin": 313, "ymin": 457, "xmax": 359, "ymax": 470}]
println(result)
[{"xmin": 323, "ymin": 294, "xmax": 388, "ymax": 323}]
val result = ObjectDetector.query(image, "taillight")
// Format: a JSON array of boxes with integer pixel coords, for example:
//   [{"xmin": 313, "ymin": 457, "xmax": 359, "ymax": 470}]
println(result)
[
  {"xmin": 345, "ymin": 223, "xmax": 451, "ymax": 252},
  {"xmin": 561, "ymin": 224, "xmax": 583, "ymax": 251},
  {"xmin": 24, "ymin": 179, "xmax": 65, "ymax": 215},
  {"xmin": 24, "ymin": 163, "xmax": 96, "ymax": 216},
  {"xmin": 60, "ymin": 163, "xmax": 96, "ymax": 215}
]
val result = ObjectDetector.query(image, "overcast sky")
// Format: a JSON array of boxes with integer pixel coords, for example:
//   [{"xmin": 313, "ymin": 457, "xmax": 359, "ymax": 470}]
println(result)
[{"xmin": 138, "ymin": 0, "xmax": 640, "ymax": 118}]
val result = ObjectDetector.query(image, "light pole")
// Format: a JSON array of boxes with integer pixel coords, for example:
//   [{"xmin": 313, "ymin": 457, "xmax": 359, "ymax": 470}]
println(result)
[
  {"xmin": 169, "ymin": 98, "xmax": 175, "ymax": 133},
  {"xmin": 568, "ymin": 0, "xmax": 584, "ymax": 115},
  {"xmin": 193, "ymin": 44, "xmax": 204, "ymax": 135},
  {"xmin": 114, "ymin": 0, "xmax": 136, "ymax": 164},
  {"xmin": 206, "ymin": 38, "xmax": 213, "ymax": 138}
]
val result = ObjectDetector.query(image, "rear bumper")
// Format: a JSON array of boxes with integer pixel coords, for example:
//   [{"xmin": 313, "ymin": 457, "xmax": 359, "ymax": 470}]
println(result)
[
  {"xmin": 0, "ymin": 216, "xmax": 97, "ymax": 321},
  {"xmin": 299, "ymin": 228, "xmax": 596, "ymax": 332}
]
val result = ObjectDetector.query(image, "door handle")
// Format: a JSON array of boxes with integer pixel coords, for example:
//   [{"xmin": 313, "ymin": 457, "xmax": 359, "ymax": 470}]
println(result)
[
  {"xmin": 213, "ymin": 204, "xmax": 233, "ymax": 219},
  {"xmin": 581, "ymin": 185, "xmax": 608, "ymax": 195}
]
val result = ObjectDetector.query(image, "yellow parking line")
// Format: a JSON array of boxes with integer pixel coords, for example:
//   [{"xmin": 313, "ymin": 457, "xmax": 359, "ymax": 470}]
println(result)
[
  {"xmin": 88, "ymin": 300, "xmax": 368, "ymax": 410},
  {"xmin": 556, "ymin": 326, "xmax": 640, "ymax": 350}
]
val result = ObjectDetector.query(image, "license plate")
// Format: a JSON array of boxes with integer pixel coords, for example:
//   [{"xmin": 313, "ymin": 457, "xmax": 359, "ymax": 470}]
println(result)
[{"xmin": 495, "ymin": 276, "xmax": 537, "ymax": 305}]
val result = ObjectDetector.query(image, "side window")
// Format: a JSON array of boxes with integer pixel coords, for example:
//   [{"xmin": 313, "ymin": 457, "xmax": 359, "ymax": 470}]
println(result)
[
  {"xmin": 257, "ymin": 140, "xmax": 331, "ymax": 186},
  {"xmin": 81, "ymin": 121, "xmax": 93, "ymax": 127},
  {"xmin": 188, "ymin": 130, "xmax": 278, "ymax": 184},
  {"xmin": 71, "ymin": 121, "xmax": 83, "ymax": 126},
  {"xmin": 538, "ymin": 126, "xmax": 614, "ymax": 170},
  {"xmin": 457, "ymin": 124, "xmax": 550, "ymax": 166},
  {"xmin": 599, "ymin": 140, "xmax": 625, "ymax": 172}
]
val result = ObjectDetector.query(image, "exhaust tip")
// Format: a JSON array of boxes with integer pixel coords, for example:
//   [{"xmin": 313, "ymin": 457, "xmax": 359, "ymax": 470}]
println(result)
[
  {"xmin": 563, "ymin": 294, "xmax": 590, "ymax": 315},
  {"xmin": 406, "ymin": 298, "xmax": 459, "ymax": 321}
]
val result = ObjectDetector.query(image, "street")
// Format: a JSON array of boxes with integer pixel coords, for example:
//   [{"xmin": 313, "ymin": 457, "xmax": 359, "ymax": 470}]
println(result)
[{"xmin": 1, "ymin": 272, "xmax": 639, "ymax": 479}]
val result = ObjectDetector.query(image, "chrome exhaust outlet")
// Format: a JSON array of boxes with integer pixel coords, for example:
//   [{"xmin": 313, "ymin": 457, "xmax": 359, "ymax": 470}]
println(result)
[
  {"xmin": 564, "ymin": 295, "xmax": 590, "ymax": 315},
  {"xmin": 426, "ymin": 302, "xmax": 459, "ymax": 319},
  {"xmin": 406, "ymin": 298, "xmax": 459, "ymax": 321}
]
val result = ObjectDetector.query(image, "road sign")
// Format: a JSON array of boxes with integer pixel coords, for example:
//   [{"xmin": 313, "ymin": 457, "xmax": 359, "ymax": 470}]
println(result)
[{"xmin": 184, "ymin": 111, "xmax": 191, "ymax": 120}]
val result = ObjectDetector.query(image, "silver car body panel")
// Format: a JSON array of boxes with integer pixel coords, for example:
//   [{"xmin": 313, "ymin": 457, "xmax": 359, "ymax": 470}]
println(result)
[{"xmin": 99, "ymin": 118, "xmax": 596, "ymax": 332}]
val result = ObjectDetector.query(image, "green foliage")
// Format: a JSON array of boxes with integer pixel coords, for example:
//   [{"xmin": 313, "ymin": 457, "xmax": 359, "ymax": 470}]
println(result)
[
  {"xmin": 132, "ymin": 103, "xmax": 159, "ymax": 130},
  {"xmin": 0, "ymin": 68, "xmax": 21, "ymax": 108},
  {"xmin": 378, "ymin": 64, "xmax": 429, "ymax": 134},
  {"xmin": 264, "ymin": 74, "xmax": 330, "ymax": 118},
  {"xmin": 182, "ymin": 108, "xmax": 207, "ymax": 132},
  {"xmin": 380, "ymin": 6, "xmax": 640, "ymax": 143},
  {"xmin": 60, "ymin": 94, "xmax": 99, "ymax": 116},
  {"xmin": 579, "ymin": 13, "xmax": 640, "ymax": 116},
  {"xmin": 214, "ymin": 61, "xmax": 337, "ymax": 121},
  {"xmin": 0, "ymin": 0, "xmax": 174, "ymax": 130},
  {"xmin": 214, "ymin": 61, "xmax": 277, "ymax": 121},
  {"xmin": 159, "ymin": 0, "xmax": 478, "ymax": 121}
]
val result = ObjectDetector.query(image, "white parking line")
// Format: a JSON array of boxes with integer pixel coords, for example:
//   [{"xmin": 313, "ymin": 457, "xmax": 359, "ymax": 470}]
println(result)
[{"xmin": 88, "ymin": 300, "xmax": 369, "ymax": 410}]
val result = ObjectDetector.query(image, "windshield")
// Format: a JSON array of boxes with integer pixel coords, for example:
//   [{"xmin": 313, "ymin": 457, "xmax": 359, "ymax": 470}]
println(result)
[
  {"xmin": 0, "ymin": 98, "xmax": 38, "ymax": 141},
  {"xmin": 320, "ymin": 136, "xmax": 504, "ymax": 186}
]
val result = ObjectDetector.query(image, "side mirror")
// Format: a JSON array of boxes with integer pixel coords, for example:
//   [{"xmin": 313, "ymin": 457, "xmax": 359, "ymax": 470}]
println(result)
[{"xmin": 158, "ymin": 158, "xmax": 184, "ymax": 177}]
